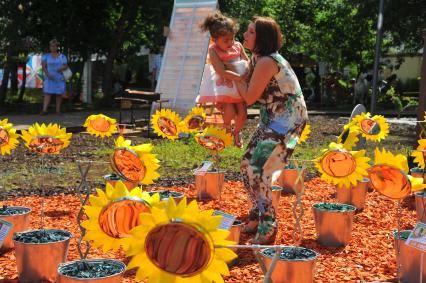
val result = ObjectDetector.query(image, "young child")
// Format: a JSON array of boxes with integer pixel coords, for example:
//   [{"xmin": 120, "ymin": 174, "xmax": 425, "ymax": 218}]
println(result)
[{"xmin": 197, "ymin": 11, "xmax": 249, "ymax": 148}]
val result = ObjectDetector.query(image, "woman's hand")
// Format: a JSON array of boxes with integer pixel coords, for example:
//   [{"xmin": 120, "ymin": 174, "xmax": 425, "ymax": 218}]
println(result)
[{"xmin": 46, "ymin": 73, "xmax": 55, "ymax": 81}]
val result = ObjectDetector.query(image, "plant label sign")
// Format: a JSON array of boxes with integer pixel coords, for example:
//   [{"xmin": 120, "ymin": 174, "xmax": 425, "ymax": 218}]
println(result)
[
  {"xmin": 0, "ymin": 219, "xmax": 13, "ymax": 247},
  {"xmin": 193, "ymin": 161, "xmax": 213, "ymax": 176},
  {"xmin": 213, "ymin": 210, "xmax": 236, "ymax": 231},
  {"xmin": 406, "ymin": 222, "xmax": 426, "ymax": 252}
]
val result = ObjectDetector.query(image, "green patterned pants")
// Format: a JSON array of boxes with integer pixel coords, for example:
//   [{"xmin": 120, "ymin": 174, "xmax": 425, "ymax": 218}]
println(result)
[{"xmin": 241, "ymin": 123, "xmax": 305, "ymax": 241}]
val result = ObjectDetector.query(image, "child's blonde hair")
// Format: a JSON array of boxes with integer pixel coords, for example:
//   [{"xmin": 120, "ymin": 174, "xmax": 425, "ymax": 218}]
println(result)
[{"xmin": 200, "ymin": 11, "xmax": 239, "ymax": 39}]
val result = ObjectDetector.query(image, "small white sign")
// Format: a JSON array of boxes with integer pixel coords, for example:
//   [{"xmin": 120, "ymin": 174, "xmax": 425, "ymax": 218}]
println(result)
[
  {"xmin": 193, "ymin": 161, "xmax": 213, "ymax": 176},
  {"xmin": 213, "ymin": 210, "xmax": 236, "ymax": 231},
  {"xmin": 406, "ymin": 222, "xmax": 426, "ymax": 252},
  {"xmin": 0, "ymin": 219, "xmax": 13, "ymax": 247}
]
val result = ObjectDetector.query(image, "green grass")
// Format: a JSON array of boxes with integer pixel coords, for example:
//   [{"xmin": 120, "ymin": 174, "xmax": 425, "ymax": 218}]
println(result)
[{"xmin": 152, "ymin": 137, "xmax": 242, "ymax": 177}]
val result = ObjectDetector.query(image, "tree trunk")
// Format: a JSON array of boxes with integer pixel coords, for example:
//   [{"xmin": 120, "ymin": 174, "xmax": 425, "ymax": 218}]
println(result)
[
  {"xmin": 102, "ymin": 1, "xmax": 140, "ymax": 104},
  {"xmin": 417, "ymin": 30, "xmax": 426, "ymax": 140},
  {"xmin": 0, "ymin": 63, "xmax": 10, "ymax": 106},
  {"xmin": 18, "ymin": 59, "xmax": 27, "ymax": 103},
  {"xmin": 10, "ymin": 60, "xmax": 18, "ymax": 96}
]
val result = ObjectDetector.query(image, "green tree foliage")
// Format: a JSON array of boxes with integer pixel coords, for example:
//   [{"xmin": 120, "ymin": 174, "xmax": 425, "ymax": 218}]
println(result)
[{"xmin": 0, "ymin": 0, "xmax": 424, "ymax": 106}]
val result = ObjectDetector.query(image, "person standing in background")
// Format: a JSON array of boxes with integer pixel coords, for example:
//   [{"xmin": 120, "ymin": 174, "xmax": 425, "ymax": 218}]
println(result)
[
  {"xmin": 151, "ymin": 45, "xmax": 164, "ymax": 90},
  {"xmin": 40, "ymin": 39, "xmax": 69, "ymax": 115}
]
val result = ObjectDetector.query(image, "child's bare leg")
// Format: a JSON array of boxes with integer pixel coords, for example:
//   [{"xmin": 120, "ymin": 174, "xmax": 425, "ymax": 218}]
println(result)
[
  {"xmin": 220, "ymin": 103, "xmax": 235, "ymax": 132},
  {"xmin": 233, "ymin": 102, "xmax": 247, "ymax": 148}
]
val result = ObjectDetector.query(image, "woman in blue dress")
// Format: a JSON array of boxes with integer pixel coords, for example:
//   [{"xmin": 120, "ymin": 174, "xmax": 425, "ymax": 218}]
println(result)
[{"xmin": 40, "ymin": 39, "xmax": 69, "ymax": 115}]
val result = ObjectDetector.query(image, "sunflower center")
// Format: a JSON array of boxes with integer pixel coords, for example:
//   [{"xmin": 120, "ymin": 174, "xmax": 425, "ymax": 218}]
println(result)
[
  {"xmin": 29, "ymin": 135, "xmax": 64, "ymax": 154},
  {"xmin": 360, "ymin": 118, "xmax": 380, "ymax": 135},
  {"xmin": 157, "ymin": 117, "xmax": 177, "ymax": 136},
  {"xmin": 89, "ymin": 118, "xmax": 111, "ymax": 132},
  {"xmin": 0, "ymin": 127, "xmax": 9, "ymax": 146},
  {"xmin": 145, "ymin": 222, "xmax": 212, "ymax": 276},
  {"xmin": 112, "ymin": 148, "xmax": 146, "ymax": 182},
  {"xmin": 188, "ymin": 116, "xmax": 204, "ymax": 130},
  {"xmin": 197, "ymin": 135, "xmax": 225, "ymax": 151},
  {"xmin": 98, "ymin": 198, "xmax": 150, "ymax": 238},
  {"xmin": 321, "ymin": 151, "xmax": 356, "ymax": 177},
  {"xmin": 368, "ymin": 165, "xmax": 411, "ymax": 199}
]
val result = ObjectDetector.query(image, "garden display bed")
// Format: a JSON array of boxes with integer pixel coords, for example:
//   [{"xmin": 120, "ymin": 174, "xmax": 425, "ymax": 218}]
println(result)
[{"xmin": 0, "ymin": 178, "xmax": 416, "ymax": 282}]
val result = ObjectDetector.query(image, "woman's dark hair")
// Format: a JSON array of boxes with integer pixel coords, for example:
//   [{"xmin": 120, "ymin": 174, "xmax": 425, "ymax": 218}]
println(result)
[
  {"xmin": 200, "ymin": 11, "xmax": 239, "ymax": 39},
  {"xmin": 252, "ymin": 16, "xmax": 283, "ymax": 56}
]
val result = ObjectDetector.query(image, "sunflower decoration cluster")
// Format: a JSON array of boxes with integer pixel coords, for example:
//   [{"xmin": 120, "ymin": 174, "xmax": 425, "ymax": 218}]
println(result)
[
  {"xmin": 315, "ymin": 142, "xmax": 370, "ymax": 189},
  {"xmin": 298, "ymin": 123, "xmax": 311, "ymax": 144},
  {"xmin": 336, "ymin": 112, "xmax": 389, "ymax": 150},
  {"xmin": 126, "ymin": 197, "xmax": 237, "ymax": 282},
  {"xmin": 151, "ymin": 107, "xmax": 207, "ymax": 140},
  {"xmin": 0, "ymin": 118, "xmax": 19, "ymax": 156},
  {"xmin": 195, "ymin": 126, "xmax": 232, "ymax": 153},
  {"xmin": 111, "ymin": 136, "xmax": 160, "ymax": 185},
  {"xmin": 84, "ymin": 114, "xmax": 117, "ymax": 138},
  {"xmin": 82, "ymin": 180, "xmax": 161, "ymax": 252},
  {"xmin": 412, "ymin": 138, "xmax": 426, "ymax": 170},
  {"xmin": 21, "ymin": 123, "xmax": 72, "ymax": 154},
  {"xmin": 368, "ymin": 148, "xmax": 426, "ymax": 199}
]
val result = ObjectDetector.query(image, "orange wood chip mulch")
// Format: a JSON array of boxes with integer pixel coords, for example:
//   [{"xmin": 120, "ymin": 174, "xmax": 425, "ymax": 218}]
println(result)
[{"xmin": 0, "ymin": 178, "xmax": 417, "ymax": 282}]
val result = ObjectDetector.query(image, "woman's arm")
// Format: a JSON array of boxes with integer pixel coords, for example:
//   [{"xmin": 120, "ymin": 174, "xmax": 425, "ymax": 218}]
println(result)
[
  {"xmin": 236, "ymin": 57, "xmax": 278, "ymax": 105},
  {"xmin": 209, "ymin": 48, "xmax": 242, "ymax": 81},
  {"xmin": 57, "ymin": 55, "xmax": 69, "ymax": 72},
  {"xmin": 41, "ymin": 59, "xmax": 54, "ymax": 80},
  {"xmin": 57, "ymin": 64, "xmax": 69, "ymax": 72}
]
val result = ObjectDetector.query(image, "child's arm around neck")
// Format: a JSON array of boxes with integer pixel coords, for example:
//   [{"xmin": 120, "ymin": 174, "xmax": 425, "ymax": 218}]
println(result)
[{"xmin": 209, "ymin": 46, "xmax": 243, "ymax": 82}]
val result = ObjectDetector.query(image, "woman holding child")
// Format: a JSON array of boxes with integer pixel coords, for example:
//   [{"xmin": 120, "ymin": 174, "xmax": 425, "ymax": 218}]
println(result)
[{"xmin": 236, "ymin": 16, "xmax": 308, "ymax": 244}]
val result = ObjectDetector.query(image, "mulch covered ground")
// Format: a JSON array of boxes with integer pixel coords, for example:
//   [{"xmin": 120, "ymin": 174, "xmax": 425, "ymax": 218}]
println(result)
[{"xmin": 0, "ymin": 178, "xmax": 417, "ymax": 282}]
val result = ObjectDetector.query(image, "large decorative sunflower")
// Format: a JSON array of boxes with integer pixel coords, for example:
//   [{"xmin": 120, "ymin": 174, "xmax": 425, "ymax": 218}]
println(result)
[
  {"xmin": 408, "ymin": 175, "xmax": 426, "ymax": 192},
  {"xmin": 82, "ymin": 181, "xmax": 161, "ymax": 252},
  {"xmin": 151, "ymin": 109, "xmax": 182, "ymax": 140},
  {"xmin": 111, "ymin": 136, "xmax": 160, "ymax": 185},
  {"xmin": 126, "ymin": 198, "xmax": 237, "ymax": 282},
  {"xmin": 298, "ymin": 124, "xmax": 311, "ymax": 144},
  {"xmin": 21, "ymin": 123, "xmax": 71, "ymax": 154},
  {"xmin": 368, "ymin": 148, "xmax": 411, "ymax": 199},
  {"xmin": 315, "ymin": 143, "xmax": 370, "ymax": 189},
  {"xmin": 337, "ymin": 124, "xmax": 360, "ymax": 150},
  {"xmin": 412, "ymin": 139, "xmax": 426, "ymax": 169},
  {"xmin": 195, "ymin": 126, "xmax": 232, "ymax": 153},
  {"xmin": 84, "ymin": 114, "xmax": 117, "ymax": 138},
  {"xmin": 351, "ymin": 113, "xmax": 389, "ymax": 142},
  {"xmin": 182, "ymin": 107, "xmax": 206, "ymax": 133},
  {"xmin": 0, "ymin": 118, "xmax": 19, "ymax": 155}
]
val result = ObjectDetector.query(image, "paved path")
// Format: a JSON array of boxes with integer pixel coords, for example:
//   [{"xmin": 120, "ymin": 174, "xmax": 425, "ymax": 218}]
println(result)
[{"xmin": 0, "ymin": 107, "xmax": 419, "ymax": 132}]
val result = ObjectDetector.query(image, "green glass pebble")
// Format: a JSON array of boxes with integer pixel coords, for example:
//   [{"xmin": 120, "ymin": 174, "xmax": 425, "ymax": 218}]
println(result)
[
  {"xmin": 263, "ymin": 247, "xmax": 317, "ymax": 260},
  {"xmin": 13, "ymin": 229, "xmax": 71, "ymax": 243},
  {"xmin": 0, "ymin": 206, "xmax": 30, "ymax": 216},
  {"xmin": 314, "ymin": 202, "xmax": 356, "ymax": 211},
  {"xmin": 60, "ymin": 260, "xmax": 123, "ymax": 278}
]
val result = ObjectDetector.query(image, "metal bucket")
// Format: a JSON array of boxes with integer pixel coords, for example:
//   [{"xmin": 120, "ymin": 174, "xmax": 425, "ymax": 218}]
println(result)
[
  {"xmin": 150, "ymin": 191, "xmax": 185, "ymax": 204},
  {"xmin": 195, "ymin": 170, "xmax": 225, "ymax": 200},
  {"xmin": 336, "ymin": 178, "xmax": 369, "ymax": 210},
  {"xmin": 411, "ymin": 167, "xmax": 426, "ymax": 180},
  {"xmin": 226, "ymin": 220, "xmax": 243, "ymax": 266},
  {"xmin": 58, "ymin": 259, "xmax": 126, "ymax": 283},
  {"xmin": 415, "ymin": 192, "xmax": 426, "ymax": 223},
  {"xmin": 277, "ymin": 168, "xmax": 306, "ymax": 194},
  {"xmin": 0, "ymin": 206, "xmax": 31, "ymax": 252},
  {"xmin": 258, "ymin": 246, "xmax": 319, "ymax": 283},
  {"xmin": 272, "ymin": 187, "xmax": 282, "ymax": 212},
  {"xmin": 104, "ymin": 174, "xmax": 138, "ymax": 190},
  {"xmin": 13, "ymin": 229, "xmax": 72, "ymax": 283},
  {"xmin": 393, "ymin": 230, "xmax": 426, "ymax": 282},
  {"xmin": 226, "ymin": 220, "xmax": 243, "ymax": 248},
  {"xmin": 312, "ymin": 203, "xmax": 356, "ymax": 246}
]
